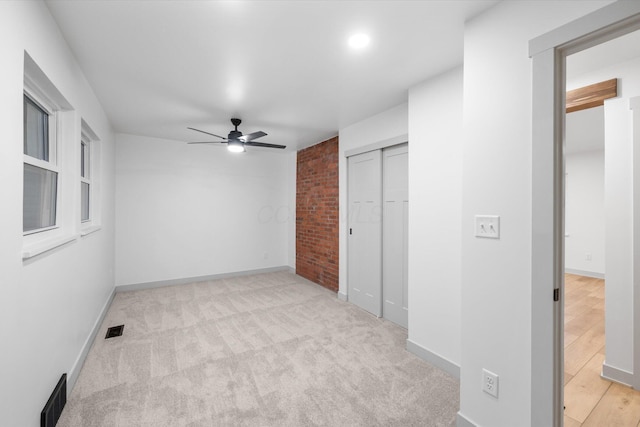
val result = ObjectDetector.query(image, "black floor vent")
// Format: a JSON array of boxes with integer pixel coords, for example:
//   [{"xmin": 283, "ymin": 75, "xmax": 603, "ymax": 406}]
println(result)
[
  {"xmin": 105, "ymin": 324, "xmax": 124, "ymax": 339},
  {"xmin": 41, "ymin": 373, "xmax": 66, "ymax": 427}
]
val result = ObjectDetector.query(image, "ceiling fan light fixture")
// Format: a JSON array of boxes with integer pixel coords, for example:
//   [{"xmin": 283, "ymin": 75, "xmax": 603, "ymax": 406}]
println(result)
[
  {"xmin": 227, "ymin": 140, "xmax": 245, "ymax": 153},
  {"xmin": 187, "ymin": 119, "xmax": 285, "ymax": 150}
]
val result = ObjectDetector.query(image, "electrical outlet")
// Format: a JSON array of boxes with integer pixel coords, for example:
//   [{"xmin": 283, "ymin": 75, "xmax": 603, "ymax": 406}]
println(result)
[
  {"xmin": 585, "ymin": 252, "xmax": 592, "ymax": 261},
  {"xmin": 482, "ymin": 369, "xmax": 499, "ymax": 398}
]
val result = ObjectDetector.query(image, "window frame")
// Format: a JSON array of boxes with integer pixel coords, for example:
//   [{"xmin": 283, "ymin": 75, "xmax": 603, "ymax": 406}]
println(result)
[
  {"xmin": 22, "ymin": 52, "xmax": 78, "ymax": 260},
  {"xmin": 23, "ymin": 89, "xmax": 60, "ymax": 236},
  {"xmin": 80, "ymin": 133, "xmax": 91, "ymax": 223},
  {"xmin": 79, "ymin": 119, "xmax": 101, "ymax": 236}
]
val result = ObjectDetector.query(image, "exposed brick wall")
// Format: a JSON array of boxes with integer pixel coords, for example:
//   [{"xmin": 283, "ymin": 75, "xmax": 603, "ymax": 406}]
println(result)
[{"xmin": 296, "ymin": 136, "xmax": 339, "ymax": 292}]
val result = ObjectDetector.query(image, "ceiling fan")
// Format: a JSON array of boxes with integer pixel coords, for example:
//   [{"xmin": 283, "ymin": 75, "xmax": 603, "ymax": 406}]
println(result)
[{"xmin": 187, "ymin": 118, "xmax": 285, "ymax": 152}]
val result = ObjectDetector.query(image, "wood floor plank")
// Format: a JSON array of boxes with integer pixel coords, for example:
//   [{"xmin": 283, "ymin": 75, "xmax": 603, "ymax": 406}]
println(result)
[
  {"xmin": 565, "ymin": 308, "xmax": 604, "ymax": 338},
  {"xmin": 565, "ymin": 372, "xmax": 574, "ymax": 386},
  {"xmin": 590, "ymin": 299, "xmax": 604, "ymax": 311},
  {"xmin": 564, "ymin": 415, "xmax": 582, "ymax": 427},
  {"xmin": 565, "ymin": 331, "xmax": 580, "ymax": 348},
  {"xmin": 588, "ymin": 288, "xmax": 604, "ymax": 300},
  {"xmin": 563, "ymin": 275, "xmax": 640, "ymax": 426},
  {"xmin": 564, "ymin": 352, "xmax": 611, "ymax": 422},
  {"xmin": 565, "ymin": 322, "xmax": 606, "ymax": 376},
  {"xmin": 582, "ymin": 383, "xmax": 640, "ymax": 427},
  {"xmin": 565, "ymin": 299, "xmax": 596, "ymax": 319}
]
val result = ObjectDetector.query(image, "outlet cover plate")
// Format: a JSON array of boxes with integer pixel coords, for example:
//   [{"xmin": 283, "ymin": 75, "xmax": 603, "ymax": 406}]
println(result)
[
  {"xmin": 482, "ymin": 368, "xmax": 499, "ymax": 398},
  {"xmin": 475, "ymin": 215, "xmax": 500, "ymax": 239}
]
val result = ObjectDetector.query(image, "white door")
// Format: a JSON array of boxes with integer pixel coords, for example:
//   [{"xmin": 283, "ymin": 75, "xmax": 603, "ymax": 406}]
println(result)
[
  {"xmin": 383, "ymin": 144, "xmax": 409, "ymax": 328},
  {"xmin": 348, "ymin": 150, "xmax": 382, "ymax": 316}
]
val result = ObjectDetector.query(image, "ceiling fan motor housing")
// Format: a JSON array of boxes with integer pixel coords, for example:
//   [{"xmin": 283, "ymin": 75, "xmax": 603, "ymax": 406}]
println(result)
[
  {"xmin": 228, "ymin": 130, "xmax": 242, "ymax": 140},
  {"xmin": 229, "ymin": 118, "xmax": 243, "ymax": 139}
]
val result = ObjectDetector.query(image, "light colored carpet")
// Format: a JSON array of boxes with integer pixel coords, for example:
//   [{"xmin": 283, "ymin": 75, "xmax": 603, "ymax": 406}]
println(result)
[{"xmin": 58, "ymin": 271, "xmax": 459, "ymax": 426}]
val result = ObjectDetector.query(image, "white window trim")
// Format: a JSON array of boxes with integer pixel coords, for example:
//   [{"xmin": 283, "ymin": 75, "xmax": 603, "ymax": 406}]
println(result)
[
  {"xmin": 80, "ymin": 225, "xmax": 101, "ymax": 237},
  {"xmin": 22, "ymin": 235, "xmax": 77, "ymax": 260},
  {"xmin": 22, "ymin": 52, "xmax": 76, "ymax": 260}
]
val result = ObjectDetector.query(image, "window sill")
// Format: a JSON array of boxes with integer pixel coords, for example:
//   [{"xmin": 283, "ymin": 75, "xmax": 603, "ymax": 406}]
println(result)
[
  {"xmin": 80, "ymin": 225, "xmax": 101, "ymax": 237},
  {"xmin": 22, "ymin": 235, "xmax": 76, "ymax": 260}
]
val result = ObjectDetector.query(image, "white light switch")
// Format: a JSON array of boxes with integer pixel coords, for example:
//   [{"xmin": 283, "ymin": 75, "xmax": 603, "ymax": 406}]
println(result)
[{"xmin": 475, "ymin": 215, "xmax": 500, "ymax": 239}]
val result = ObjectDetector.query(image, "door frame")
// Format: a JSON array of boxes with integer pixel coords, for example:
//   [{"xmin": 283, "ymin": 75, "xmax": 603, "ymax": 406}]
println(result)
[
  {"xmin": 530, "ymin": 3, "xmax": 640, "ymax": 426},
  {"xmin": 633, "ymin": 96, "xmax": 640, "ymax": 391}
]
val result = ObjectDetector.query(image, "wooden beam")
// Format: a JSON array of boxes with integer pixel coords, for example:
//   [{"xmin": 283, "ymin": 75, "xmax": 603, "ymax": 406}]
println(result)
[{"xmin": 566, "ymin": 78, "xmax": 617, "ymax": 113}]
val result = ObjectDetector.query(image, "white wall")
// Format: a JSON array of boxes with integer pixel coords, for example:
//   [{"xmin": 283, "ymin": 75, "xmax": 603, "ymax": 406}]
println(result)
[
  {"xmin": 407, "ymin": 67, "xmax": 463, "ymax": 372},
  {"xmin": 0, "ymin": 2, "xmax": 115, "ymax": 426},
  {"xmin": 115, "ymin": 134, "xmax": 295, "ymax": 286},
  {"xmin": 604, "ymin": 96, "xmax": 635, "ymax": 379},
  {"xmin": 565, "ymin": 149, "xmax": 605, "ymax": 276},
  {"xmin": 288, "ymin": 151, "xmax": 297, "ymax": 269},
  {"xmin": 460, "ymin": 1, "xmax": 611, "ymax": 426},
  {"xmin": 338, "ymin": 103, "xmax": 408, "ymax": 298}
]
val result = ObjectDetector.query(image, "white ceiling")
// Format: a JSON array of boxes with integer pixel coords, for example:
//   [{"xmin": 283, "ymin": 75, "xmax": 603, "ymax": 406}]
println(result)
[{"xmin": 45, "ymin": 0, "xmax": 498, "ymax": 151}]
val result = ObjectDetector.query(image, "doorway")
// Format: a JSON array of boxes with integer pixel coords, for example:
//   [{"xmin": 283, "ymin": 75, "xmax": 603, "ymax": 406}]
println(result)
[
  {"xmin": 530, "ymin": 3, "xmax": 640, "ymax": 425},
  {"xmin": 563, "ymin": 90, "xmax": 606, "ymax": 424}
]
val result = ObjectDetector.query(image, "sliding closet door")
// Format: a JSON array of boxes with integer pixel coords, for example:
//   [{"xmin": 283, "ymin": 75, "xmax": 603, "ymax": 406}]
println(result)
[
  {"xmin": 348, "ymin": 150, "xmax": 382, "ymax": 317},
  {"xmin": 383, "ymin": 144, "xmax": 409, "ymax": 328}
]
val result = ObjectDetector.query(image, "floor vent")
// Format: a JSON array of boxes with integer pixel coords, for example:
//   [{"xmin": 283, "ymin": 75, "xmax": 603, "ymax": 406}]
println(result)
[
  {"xmin": 105, "ymin": 324, "xmax": 124, "ymax": 339},
  {"xmin": 41, "ymin": 373, "xmax": 66, "ymax": 427}
]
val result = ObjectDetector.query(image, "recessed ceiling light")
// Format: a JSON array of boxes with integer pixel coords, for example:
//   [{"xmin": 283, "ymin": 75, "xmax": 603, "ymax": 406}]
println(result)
[{"xmin": 348, "ymin": 33, "xmax": 370, "ymax": 49}]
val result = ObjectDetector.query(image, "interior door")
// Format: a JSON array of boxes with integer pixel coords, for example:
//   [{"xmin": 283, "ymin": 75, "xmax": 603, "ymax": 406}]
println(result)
[
  {"xmin": 383, "ymin": 144, "xmax": 409, "ymax": 328},
  {"xmin": 348, "ymin": 150, "xmax": 382, "ymax": 316}
]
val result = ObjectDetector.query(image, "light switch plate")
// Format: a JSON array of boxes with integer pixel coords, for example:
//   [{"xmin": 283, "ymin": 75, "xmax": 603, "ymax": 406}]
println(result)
[{"xmin": 475, "ymin": 215, "xmax": 500, "ymax": 239}]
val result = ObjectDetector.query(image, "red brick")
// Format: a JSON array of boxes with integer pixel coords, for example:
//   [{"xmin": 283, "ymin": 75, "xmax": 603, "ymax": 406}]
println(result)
[{"xmin": 296, "ymin": 136, "xmax": 339, "ymax": 292}]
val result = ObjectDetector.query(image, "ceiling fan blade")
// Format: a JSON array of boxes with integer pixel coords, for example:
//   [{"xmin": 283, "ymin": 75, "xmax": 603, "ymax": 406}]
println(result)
[
  {"xmin": 187, "ymin": 141, "xmax": 225, "ymax": 144},
  {"xmin": 239, "ymin": 131, "xmax": 267, "ymax": 142},
  {"xmin": 244, "ymin": 141, "xmax": 286, "ymax": 149},
  {"xmin": 187, "ymin": 127, "xmax": 227, "ymax": 140}
]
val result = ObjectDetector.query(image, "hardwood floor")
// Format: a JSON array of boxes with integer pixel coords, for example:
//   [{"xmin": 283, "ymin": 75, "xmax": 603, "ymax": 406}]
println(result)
[{"xmin": 564, "ymin": 273, "xmax": 640, "ymax": 426}]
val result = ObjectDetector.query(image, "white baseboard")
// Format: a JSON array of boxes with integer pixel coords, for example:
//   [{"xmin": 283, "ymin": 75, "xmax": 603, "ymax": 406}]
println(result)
[
  {"xmin": 602, "ymin": 362, "xmax": 634, "ymax": 387},
  {"xmin": 456, "ymin": 412, "xmax": 477, "ymax": 427},
  {"xmin": 337, "ymin": 291, "xmax": 348, "ymax": 301},
  {"xmin": 564, "ymin": 268, "xmax": 605, "ymax": 279},
  {"xmin": 115, "ymin": 265, "xmax": 294, "ymax": 292},
  {"xmin": 67, "ymin": 287, "xmax": 116, "ymax": 393},
  {"xmin": 406, "ymin": 339, "xmax": 460, "ymax": 379}
]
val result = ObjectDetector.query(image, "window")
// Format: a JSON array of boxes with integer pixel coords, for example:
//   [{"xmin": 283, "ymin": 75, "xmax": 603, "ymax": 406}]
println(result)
[
  {"xmin": 22, "ymin": 52, "xmax": 77, "ymax": 259},
  {"xmin": 79, "ymin": 119, "xmax": 101, "ymax": 234},
  {"xmin": 80, "ymin": 136, "xmax": 90, "ymax": 222},
  {"xmin": 23, "ymin": 93, "xmax": 58, "ymax": 234}
]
